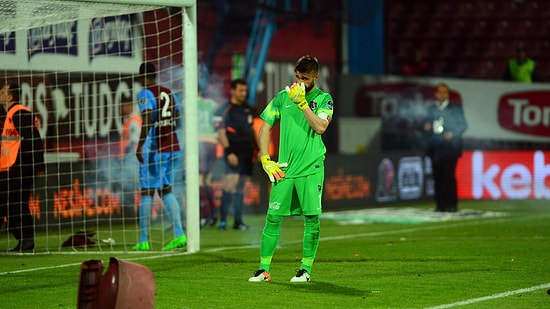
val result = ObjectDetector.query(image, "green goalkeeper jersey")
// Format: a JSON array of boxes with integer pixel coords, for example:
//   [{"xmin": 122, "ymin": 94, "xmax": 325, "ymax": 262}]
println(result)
[{"xmin": 260, "ymin": 87, "xmax": 334, "ymax": 178}]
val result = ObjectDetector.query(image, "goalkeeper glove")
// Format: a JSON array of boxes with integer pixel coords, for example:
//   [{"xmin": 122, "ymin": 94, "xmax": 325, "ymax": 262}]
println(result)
[
  {"xmin": 260, "ymin": 155, "xmax": 287, "ymax": 182},
  {"xmin": 285, "ymin": 82, "xmax": 308, "ymax": 110}
]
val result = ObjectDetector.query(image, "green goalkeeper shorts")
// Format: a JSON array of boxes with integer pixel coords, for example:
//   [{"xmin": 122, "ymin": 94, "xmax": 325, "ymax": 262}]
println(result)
[{"xmin": 267, "ymin": 171, "xmax": 324, "ymax": 216}]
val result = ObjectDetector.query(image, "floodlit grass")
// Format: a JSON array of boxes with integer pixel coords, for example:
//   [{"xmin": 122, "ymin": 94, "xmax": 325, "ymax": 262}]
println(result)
[{"xmin": 1, "ymin": 199, "xmax": 550, "ymax": 308}]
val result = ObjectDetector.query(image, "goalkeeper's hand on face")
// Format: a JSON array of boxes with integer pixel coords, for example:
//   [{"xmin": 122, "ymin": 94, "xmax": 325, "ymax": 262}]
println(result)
[
  {"xmin": 260, "ymin": 155, "xmax": 288, "ymax": 183},
  {"xmin": 285, "ymin": 82, "xmax": 308, "ymax": 110}
]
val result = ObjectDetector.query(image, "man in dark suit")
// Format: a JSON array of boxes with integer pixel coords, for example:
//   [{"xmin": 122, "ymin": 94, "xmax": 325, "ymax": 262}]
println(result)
[{"xmin": 424, "ymin": 83, "xmax": 468, "ymax": 212}]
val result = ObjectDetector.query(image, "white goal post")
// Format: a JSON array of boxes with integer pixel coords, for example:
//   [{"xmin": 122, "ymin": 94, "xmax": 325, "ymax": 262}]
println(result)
[{"xmin": 0, "ymin": 0, "xmax": 200, "ymax": 253}]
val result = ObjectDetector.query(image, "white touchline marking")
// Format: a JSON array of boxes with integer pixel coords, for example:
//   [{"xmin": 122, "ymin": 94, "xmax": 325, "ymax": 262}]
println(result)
[
  {"xmin": 0, "ymin": 263, "xmax": 83, "ymax": 275},
  {"xmin": 425, "ymin": 283, "xmax": 550, "ymax": 309},
  {"xmin": 0, "ymin": 251, "xmax": 196, "ymax": 276},
  {"xmin": 0, "ymin": 214, "xmax": 545, "ymax": 277},
  {"xmin": 0, "ymin": 216, "xmax": 529, "ymax": 276}
]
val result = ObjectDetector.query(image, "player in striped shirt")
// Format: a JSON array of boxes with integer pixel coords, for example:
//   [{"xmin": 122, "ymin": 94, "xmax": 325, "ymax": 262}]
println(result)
[{"xmin": 132, "ymin": 62, "xmax": 186, "ymax": 251}]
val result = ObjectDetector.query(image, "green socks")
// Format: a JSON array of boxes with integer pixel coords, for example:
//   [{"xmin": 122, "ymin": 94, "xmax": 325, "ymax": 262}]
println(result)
[
  {"xmin": 259, "ymin": 214, "xmax": 283, "ymax": 272},
  {"xmin": 301, "ymin": 215, "xmax": 320, "ymax": 273},
  {"xmin": 258, "ymin": 214, "xmax": 320, "ymax": 274}
]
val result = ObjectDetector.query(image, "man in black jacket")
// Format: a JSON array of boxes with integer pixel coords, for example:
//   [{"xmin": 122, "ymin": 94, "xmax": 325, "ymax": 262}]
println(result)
[
  {"xmin": 424, "ymin": 83, "xmax": 468, "ymax": 212},
  {"xmin": 0, "ymin": 83, "xmax": 45, "ymax": 251}
]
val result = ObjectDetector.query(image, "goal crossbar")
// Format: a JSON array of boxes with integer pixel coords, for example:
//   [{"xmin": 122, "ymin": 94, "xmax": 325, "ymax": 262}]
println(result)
[{"xmin": 75, "ymin": 0, "xmax": 196, "ymax": 7}]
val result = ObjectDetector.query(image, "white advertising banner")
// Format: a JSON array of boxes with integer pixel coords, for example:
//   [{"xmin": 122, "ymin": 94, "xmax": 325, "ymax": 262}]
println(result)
[
  {"xmin": 0, "ymin": 14, "xmax": 142, "ymax": 73},
  {"xmin": 339, "ymin": 75, "xmax": 550, "ymax": 143}
]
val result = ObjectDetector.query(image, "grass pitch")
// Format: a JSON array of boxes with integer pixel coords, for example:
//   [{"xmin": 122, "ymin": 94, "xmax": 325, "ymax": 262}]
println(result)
[{"xmin": 1, "ymin": 199, "xmax": 550, "ymax": 308}]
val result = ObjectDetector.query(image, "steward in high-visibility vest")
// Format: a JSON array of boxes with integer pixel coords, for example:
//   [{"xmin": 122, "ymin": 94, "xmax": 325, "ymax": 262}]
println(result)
[
  {"xmin": 0, "ymin": 105, "xmax": 36, "ymax": 170},
  {"xmin": 0, "ymin": 83, "xmax": 44, "ymax": 252},
  {"xmin": 119, "ymin": 111, "xmax": 142, "ymax": 159},
  {"xmin": 505, "ymin": 57, "xmax": 536, "ymax": 83},
  {"xmin": 503, "ymin": 44, "xmax": 537, "ymax": 83}
]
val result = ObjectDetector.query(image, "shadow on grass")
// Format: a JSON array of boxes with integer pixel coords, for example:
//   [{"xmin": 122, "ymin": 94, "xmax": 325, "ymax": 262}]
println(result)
[{"xmin": 270, "ymin": 280, "xmax": 369, "ymax": 297}]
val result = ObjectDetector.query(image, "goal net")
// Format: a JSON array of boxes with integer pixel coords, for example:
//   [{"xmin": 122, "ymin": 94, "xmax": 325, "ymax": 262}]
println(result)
[{"xmin": 0, "ymin": 0, "xmax": 200, "ymax": 253}]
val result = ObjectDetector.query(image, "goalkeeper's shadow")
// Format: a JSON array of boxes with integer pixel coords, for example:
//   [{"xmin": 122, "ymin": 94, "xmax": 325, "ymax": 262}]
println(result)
[{"xmin": 270, "ymin": 280, "xmax": 368, "ymax": 297}]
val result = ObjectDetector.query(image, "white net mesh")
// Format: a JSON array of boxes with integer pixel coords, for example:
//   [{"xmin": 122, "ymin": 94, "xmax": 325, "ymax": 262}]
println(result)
[
  {"xmin": 0, "ymin": 1, "xmax": 196, "ymax": 253},
  {"xmin": 0, "ymin": 0, "xmax": 159, "ymax": 32}
]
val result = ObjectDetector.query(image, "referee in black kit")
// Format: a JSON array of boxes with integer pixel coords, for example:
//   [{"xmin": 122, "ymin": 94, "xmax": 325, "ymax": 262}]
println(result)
[{"xmin": 214, "ymin": 78, "xmax": 257, "ymax": 230}]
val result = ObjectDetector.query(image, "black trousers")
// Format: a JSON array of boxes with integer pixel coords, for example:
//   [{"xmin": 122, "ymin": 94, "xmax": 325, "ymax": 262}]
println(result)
[
  {"xmin": 0, "ymin": 172, "xmax": 34, "ymax": 241},
  {"xmin": 430, "ymin": 152, "xmax": 459, "ymax": 212}
]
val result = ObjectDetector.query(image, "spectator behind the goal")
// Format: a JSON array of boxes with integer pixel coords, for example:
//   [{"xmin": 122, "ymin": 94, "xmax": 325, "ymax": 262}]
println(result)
[
  {"xmin": 132, "ymin": 62, "xmax": 187, "ymax": 251},
  {"xmin": 0, "ymin": 83, "xmax": 44, "ymax": 252},
  {"xmin": 401, "ymin": 49, "xmax": 429, "ymax": 76}
]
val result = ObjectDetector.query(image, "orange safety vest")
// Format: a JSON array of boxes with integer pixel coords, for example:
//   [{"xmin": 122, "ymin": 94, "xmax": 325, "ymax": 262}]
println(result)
[
  {"xmin": 0, "ymin": 105, "xmax": 33, "ymax": 171},
  {"xmin": 119, "ymin": 113, "xmax": 142, "ymax": 159}
]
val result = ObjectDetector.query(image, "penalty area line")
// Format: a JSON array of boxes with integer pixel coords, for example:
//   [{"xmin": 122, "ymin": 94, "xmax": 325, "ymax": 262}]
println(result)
[{"xmin": 425, "ymin": 282, "xmax": 550, "ymax": 309}]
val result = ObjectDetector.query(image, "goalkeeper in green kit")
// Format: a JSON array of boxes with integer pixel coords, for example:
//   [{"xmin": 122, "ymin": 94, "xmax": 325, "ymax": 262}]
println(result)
[{"xmin": 249, "ymin": 55, "xmax": 333, "ymax": 283}]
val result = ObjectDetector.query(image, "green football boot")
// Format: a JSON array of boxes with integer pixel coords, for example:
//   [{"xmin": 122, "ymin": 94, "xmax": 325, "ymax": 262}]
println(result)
[
  {"xmin": 131, "ymin": 241, "xmax": 150, "ymax": 251},
  {"xmin": 162, "ymin": 235, "xmax": 187, "ymax": 251}
]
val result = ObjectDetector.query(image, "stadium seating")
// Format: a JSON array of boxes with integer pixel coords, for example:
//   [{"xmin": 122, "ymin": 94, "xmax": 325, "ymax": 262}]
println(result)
[{"xmin": 386, "ymin": 0, "xmax": 550, "ymax": 81}]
